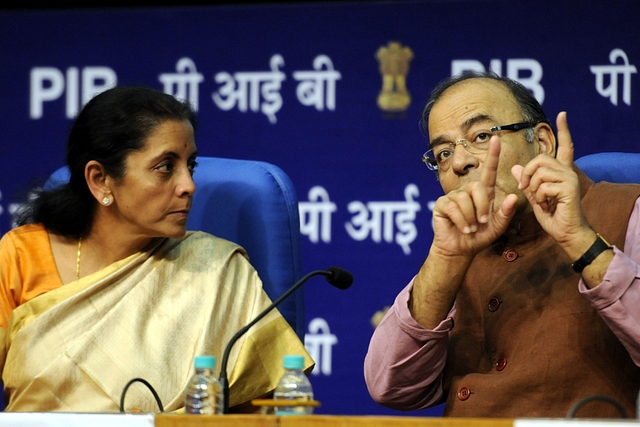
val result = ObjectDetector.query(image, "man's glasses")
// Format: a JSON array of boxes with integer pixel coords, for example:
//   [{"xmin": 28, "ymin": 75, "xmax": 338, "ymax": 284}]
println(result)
[{"xmin": 421, "ymin": 121, "xmax": 539, "ymax": 172}]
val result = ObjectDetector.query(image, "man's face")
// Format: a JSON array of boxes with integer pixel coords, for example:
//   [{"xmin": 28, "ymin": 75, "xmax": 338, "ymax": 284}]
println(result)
[{"xmin": 428, "ymin": 78, "xmax": 542, "ymax": 216}]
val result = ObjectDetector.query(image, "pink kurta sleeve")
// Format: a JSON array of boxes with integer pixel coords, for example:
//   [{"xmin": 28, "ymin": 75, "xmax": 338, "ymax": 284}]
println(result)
[
  {"xmin": 579, "ymin": 197, "xmax": 640, "ymax": 365},
  {"xmin": 363, "ymin": 277, "xmax": 454, "ymax": 410}
]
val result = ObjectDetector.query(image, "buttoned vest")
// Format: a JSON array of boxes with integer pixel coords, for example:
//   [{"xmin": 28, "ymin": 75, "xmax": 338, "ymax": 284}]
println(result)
[{"xmin": 443, "ymin": 170, "xmax": 640, "ymax": 418}]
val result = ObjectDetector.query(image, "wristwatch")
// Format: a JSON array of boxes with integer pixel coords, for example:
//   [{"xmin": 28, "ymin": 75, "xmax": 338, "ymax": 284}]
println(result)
[{"xmin": 571, "ymin": 233, "xmax": 612, "ymax": 273}]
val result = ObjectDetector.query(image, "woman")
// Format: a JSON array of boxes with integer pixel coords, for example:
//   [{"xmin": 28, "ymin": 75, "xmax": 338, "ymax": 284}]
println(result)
[{"xmin": 0, "ymin": 86, "xmax": 312, "ymax": 412}]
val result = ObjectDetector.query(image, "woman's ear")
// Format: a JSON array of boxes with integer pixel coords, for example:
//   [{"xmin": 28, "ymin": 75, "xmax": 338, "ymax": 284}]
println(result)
[
  {"xmin": 85, "ymin": 161, "xmax": 111, "ymax": 205},
  {"xmin": 535, "ymin": 122, "xmax": 557, "ymax": 157}
]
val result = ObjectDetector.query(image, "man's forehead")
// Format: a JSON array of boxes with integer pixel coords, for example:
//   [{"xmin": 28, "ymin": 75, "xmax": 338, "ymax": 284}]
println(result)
[
  {"xmin": 428, "ymin": 78, "xmax": 519, "ymax": 131},
  {"xmin": 440, "ymin": 78, "xmax": 515, "ymax": 106}
]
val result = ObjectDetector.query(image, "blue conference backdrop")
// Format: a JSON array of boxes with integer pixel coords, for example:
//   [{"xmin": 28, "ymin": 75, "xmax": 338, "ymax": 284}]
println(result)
[{"xmin": 1, "ymin": 0, "xmax": 639, "ymax": 416}]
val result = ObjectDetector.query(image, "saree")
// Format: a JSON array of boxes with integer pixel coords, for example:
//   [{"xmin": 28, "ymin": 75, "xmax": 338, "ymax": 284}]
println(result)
[{"xmin": 0, "ymin": 229, "xmax": 312, "ymax": 412}]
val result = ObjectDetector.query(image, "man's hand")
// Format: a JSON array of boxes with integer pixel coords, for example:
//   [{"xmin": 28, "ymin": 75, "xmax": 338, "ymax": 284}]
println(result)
[
  {"xmin": 511, "ymin": 112, "xmax": 613, "ymax": 286},
  {"xmin": 431, "ymin": 136, "xmax": 518, "ymax": 259},
  {"xmin": 511, "ymin": 112, "xmax": 591, "ymax": 249}
]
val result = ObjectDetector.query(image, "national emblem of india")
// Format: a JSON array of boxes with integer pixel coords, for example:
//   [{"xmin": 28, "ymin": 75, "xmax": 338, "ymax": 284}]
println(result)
[{"xmin": 375, "ymin": 41, "xmax": 414, "ymax": 112}]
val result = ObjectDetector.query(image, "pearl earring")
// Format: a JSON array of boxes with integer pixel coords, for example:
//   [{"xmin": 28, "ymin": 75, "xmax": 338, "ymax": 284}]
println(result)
[{"xmin": 102, "ymin": 196, "xmax": 111, "ymax": 205}]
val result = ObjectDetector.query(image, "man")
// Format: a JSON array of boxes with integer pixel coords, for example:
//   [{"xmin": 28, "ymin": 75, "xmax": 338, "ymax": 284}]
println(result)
[{"xmin": 364, "ymin": 71, "xmax": 640, "ymax": 418}]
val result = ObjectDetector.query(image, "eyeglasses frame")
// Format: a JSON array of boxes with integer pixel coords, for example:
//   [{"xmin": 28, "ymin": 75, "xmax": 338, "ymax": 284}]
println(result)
[{"xmin": 422, "ymin": 121, "xmax": 545, "ymax": 171}]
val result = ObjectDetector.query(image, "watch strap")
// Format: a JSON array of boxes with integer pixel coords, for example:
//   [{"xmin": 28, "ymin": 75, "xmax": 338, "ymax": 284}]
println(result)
[{"xmin": 571, "ymin": 233, "xmax": 612, "ymax": 273}]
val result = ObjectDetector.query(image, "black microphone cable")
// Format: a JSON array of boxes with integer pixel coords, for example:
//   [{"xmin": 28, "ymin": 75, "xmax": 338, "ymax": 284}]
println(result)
[{"xmin": 119, "ymin": 377, "xmax": 164, "ymax": 413}]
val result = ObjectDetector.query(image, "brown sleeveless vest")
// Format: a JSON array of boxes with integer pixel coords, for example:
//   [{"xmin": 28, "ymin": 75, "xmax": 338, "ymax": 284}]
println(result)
[{"xmin": 442, "ymin": 170, "xmax": 640, "ymax": 418}]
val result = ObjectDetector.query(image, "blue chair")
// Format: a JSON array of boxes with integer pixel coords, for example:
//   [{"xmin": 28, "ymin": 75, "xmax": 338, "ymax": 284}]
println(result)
[
  {"xmin": 46, "ymin": 157, "xmax": 306, "ymax": 339},
  {"xmin": 575, "ymin": 152, "xmax": 640, "ymax": 184}
]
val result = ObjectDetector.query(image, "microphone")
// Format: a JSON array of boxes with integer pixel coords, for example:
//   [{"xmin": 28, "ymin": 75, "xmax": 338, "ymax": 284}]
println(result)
[
  {"xmin": 324, "ymin": 266, "xmax": 353, "ymax": 290},
  {"xmin": 218, "ymin": 267, "xmax": 353, "ymax": 413}
]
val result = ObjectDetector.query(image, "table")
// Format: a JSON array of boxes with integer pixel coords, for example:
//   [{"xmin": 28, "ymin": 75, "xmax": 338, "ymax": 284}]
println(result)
[{"xmin": 155, "ymin": 415, "xmax": 515, "ymax": 427}]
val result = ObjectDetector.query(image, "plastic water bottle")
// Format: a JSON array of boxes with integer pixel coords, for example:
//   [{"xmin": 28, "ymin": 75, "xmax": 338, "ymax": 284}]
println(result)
[
  {"xmin": 273, "ymin": 354, "xmax": 314, "ymax": 415},
  {"xmin": 184, "ymin": 355, "xmax": 223, "ymax": 414}
]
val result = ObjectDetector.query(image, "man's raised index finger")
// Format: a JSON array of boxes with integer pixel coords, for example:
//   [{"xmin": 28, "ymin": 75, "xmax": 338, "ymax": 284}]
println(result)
[
  {"xmin": 481, "ymin": 135, "xmax": 501, "ymax": 189},
  {"xmin": 556, "ymin": 111, "xmax": 575, "ymax": 166}
]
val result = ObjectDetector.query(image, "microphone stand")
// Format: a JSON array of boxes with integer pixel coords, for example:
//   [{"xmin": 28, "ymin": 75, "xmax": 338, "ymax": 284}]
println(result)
[{"xmin": 219, "ymin": 270, "xmax": 331, "ymax": 414}]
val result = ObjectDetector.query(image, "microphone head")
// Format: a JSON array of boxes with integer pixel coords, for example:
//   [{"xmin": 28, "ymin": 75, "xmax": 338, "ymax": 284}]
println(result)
[{"xmin": 325, "ymin": 267, "xmax": 353, "ymax": 290}]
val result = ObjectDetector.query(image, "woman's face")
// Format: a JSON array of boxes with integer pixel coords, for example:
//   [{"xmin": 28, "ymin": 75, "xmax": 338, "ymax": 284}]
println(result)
[{"xmin": 108, "ymin": 119, "xmax": 198, "ymax": 240}]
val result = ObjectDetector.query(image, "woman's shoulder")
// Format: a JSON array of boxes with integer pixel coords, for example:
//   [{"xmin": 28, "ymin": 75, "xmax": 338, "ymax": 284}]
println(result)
[
  {"xmin": 184, "ymin": 230, "xmax": 238, "ymax": 245},
  {"xmin": 178, "ymin": 230, "xmax": 248, "ymax": 257},
  {"xmin": 158, "ymin": 231, "xmax": 253, "ymax": 274},
  {"xmin": 1, "ymin": 223, "xmax": 48, "ymax": 247},
  {"xmin": 0, "ymin": 224, "xmax": 53, "ymax": 286}
]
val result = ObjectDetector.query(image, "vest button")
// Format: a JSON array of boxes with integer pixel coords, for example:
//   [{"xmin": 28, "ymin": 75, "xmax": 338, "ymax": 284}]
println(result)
[
  {"xmin": 496, "ymin": 357, "xmax": 507, "ymax": 371},
  {"xmin": 457, "ymin": 387, "xmax": 471, "ymax": 401},
  {"xmin": 488, "ymin": 297, "xmax": 501, "ymax": 312},
  {"xmin": 503, "ymin": 249, "xmax": 518, "ymax": 262}
]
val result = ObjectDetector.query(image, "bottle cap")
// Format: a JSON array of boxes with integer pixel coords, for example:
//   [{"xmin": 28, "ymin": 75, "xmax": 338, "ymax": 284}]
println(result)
[
  {"xmin": 194, "ymin": 355, "xmax": 216, "ymax": 369},
  {"xmin": 283, "ymin": 355, "xmax": 305, "ymax": 370}
]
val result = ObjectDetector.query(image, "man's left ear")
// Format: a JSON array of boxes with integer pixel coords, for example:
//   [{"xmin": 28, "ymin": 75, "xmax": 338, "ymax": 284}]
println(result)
[{"xmin": 535, "ymin": 122, "xmax": 556, "ymax": 157}]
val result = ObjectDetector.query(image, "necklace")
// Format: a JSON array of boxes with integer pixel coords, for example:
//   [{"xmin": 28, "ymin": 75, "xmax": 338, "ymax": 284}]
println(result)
[{"xmin": 76, "ymin": 237, "xmax": 82, "ymax": 281}]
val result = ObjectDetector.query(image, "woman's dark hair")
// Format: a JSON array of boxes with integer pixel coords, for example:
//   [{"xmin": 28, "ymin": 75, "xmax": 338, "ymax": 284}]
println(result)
[
  {"xmin": 15, "ymin": 86, "xmax": 198, "ymax": 238},
  {"xmin": 419, "ymin": 70, "xmax": 550, "ymax": 144}
]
